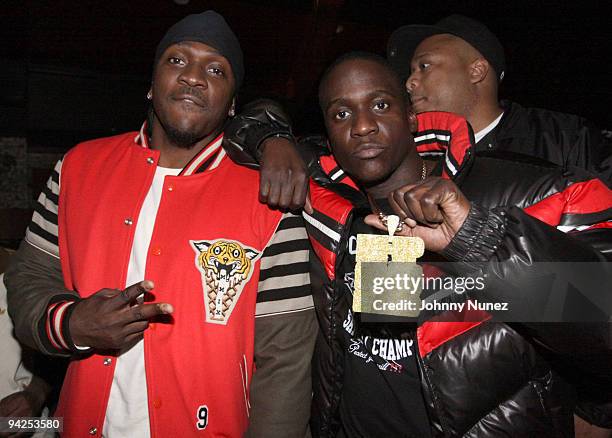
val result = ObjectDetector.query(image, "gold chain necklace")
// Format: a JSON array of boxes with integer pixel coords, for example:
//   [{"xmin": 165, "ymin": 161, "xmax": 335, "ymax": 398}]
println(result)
[{"xmin": 371, "ymin": 160, "xmax": 428, "ymax": 233}]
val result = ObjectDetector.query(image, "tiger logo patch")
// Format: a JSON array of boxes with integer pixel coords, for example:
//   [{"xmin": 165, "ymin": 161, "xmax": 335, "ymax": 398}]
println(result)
[{"xmin": 191, "ymin": 239, "xmax": 261, "ymax": 324}]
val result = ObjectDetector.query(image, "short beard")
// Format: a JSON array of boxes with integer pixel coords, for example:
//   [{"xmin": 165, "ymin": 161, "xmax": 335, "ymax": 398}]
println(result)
[
  {"xmin": 147, "ymin": 106, "xmax": 203, "ymax": 149},
  {"xmin": 150, "ymin": 105, "xmax": 223, "ymax": 150},
  {"xmin": 164, "ymin": 125, "xmax": 203, "ymax": 150}
]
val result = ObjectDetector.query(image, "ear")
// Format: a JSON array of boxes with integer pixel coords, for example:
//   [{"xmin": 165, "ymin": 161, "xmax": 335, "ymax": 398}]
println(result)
[
  {"xmin": 193, "ymin": 241, "xmax": 211, "ymax": 254},
  {"xmin": 469, "ymin": 58, "xmax": 490, "ymax": 84},
  {"xmin": 244, "ymin": 248, "xmax": 259, "ymax": 261},
  {"xmin": 408, "ymin": 110, "xmax": 418, "ymax": 133},
  {"xmin": 228, "ymin": 98, "xmax": 236, "ymax": 117}
]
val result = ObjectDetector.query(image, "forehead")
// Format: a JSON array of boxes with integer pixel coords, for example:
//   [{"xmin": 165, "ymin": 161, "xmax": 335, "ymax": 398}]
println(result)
[
  {"xmin": 413, "ymin": 34, "xmax": 464, "ymax": 58},
  {"xmin": 322, "ymin": 59, "xmax": 400, "ymax": 105},
  {"xmin": 212, "ymin": 241, "xmax": 239, "ymax": 249}
]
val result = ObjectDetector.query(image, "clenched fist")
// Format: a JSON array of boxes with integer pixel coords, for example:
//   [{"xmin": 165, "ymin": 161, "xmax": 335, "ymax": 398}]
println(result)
[
  {"xmin": 366, "ymin": 177, "xmax": 471, "ymax": 252},
  {"xmin": 259, "ymin": 136, "xmax": 310, "ymax": 212}
]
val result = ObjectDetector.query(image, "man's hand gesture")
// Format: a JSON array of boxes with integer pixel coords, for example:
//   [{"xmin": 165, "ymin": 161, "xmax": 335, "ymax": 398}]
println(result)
[{"xmin": 69, "ymin": 280, "xmax": 173, "ymax": 351}]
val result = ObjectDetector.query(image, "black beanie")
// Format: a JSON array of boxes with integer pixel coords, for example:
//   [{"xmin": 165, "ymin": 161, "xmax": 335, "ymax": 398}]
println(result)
[{"xmin": 154, "ymin": 10, "xmax": 244, "ymax": 89}]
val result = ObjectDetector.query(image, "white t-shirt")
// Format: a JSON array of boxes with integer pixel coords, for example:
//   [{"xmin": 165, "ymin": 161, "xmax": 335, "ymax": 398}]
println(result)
[
  {"xmin": 474, "ymin": 112, "xmax": 504, "ymax": 144},
  {"xmin": 103, "ymin": 166, "xmax": 180, "ymax": 438}
]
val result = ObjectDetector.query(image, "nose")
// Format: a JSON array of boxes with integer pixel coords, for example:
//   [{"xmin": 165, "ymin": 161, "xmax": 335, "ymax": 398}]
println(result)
[
  {"xmin": 351, "ymin": 110, "xmax": 378, "ymax": 138},
  {"xmin": 178, "ymin": 63, "xmax": 207, "ymax": 88},
  {"xmin": 405, "ymin": 72, "xmax": 418, "ymax": 94}
]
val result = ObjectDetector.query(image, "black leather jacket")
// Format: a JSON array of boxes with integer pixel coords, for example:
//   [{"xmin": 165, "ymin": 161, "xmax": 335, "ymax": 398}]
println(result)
[
  {"xmin": 224, "ymin": 107, "xmax": 612, "ymax": 436},
  {"xmin": 477, "ymin": 100, "xmax": 612, "ymax": 186}
]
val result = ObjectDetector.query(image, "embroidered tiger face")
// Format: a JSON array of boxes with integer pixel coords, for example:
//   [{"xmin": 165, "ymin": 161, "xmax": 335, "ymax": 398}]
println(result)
[
  {"xmin": 191, "ymin": 239, "xmax": 260, "ymax": 324},
  {"xmin": 197, "ymin": 241, "xmax": 258, "ymax": 282}
]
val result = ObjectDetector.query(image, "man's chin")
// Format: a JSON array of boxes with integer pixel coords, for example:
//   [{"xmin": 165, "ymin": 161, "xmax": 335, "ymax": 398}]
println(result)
[
  {"xmin": 165, "ymin": 126, "xmax": 205, "ymax": 149},
  {"xmin": 352, "ymin": 168, "xmax": 393, "ymax": 188},
  {"xmin": 412, "ymin": 103, "xmax": 430, "ymax": 114}
]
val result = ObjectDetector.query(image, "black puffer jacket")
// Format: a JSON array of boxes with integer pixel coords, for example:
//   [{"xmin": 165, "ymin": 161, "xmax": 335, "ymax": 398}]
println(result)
[
  {"xmin": 300, "ymin": 112, "xmax": 612, "ymax": 437},
  {"xmin": 224, "ymin": 108, "xmax": 612, "ymax": 436}
]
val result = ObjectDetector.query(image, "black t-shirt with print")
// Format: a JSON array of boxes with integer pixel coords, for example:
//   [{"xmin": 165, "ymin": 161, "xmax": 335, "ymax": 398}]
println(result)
[{"xmin": 337, "ymin": 212, "xmax": 431, "ymax": 438}]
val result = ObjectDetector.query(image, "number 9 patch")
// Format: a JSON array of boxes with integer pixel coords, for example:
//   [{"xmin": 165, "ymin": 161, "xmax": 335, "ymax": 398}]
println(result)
[{"xmin": 196, "ymin": 405, "xmax": 209, "ymax": 430}]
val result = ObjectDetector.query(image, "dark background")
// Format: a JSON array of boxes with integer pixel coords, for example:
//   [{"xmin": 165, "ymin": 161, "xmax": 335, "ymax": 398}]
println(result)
[
  {"xmin": 1, "ymin": 0, "xmax": 611, "ymax": 146},
  {"xmin": 0, "ymin": 0, "xmax": 610, "ymax": 245}
]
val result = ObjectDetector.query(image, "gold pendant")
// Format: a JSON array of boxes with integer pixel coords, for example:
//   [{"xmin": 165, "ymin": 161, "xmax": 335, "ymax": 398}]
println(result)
[{"xmin": 353, "ymin": 215, "xmax": 425, "ymax": 318}]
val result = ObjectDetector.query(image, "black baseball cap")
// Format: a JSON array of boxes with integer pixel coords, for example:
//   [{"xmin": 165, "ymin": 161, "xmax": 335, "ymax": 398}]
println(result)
[{"xmin": 387, "ymin": 14, "xmax": 506, "ymax": 82}]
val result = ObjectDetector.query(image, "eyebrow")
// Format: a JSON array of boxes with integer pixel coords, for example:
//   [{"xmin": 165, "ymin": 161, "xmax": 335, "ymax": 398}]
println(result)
[
  {"xmin": 173, "ymin": 42, "xmax": 223, "ymax": 57},
  {"xmin": 412, "ymin": 52, "xmax": 433, "ymax": 61},
  {"xmin": 325, "ymin": 89, "xmax": 397, "ymax": 110}
]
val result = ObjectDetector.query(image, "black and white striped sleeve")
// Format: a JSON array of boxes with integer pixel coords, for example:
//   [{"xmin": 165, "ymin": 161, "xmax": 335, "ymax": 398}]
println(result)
[
  {"xmin": 249, "ymin": 212, "xmax": 316, "ymax": 436},
  {"xmin": 25, "ymin": 159, "xmax": 62, "ymax": 258},
  {"xmin": 256, "ymin": 212, "xmax": 313, "ymax": 317},
  {"xmin": 5, "ymin": 158, "xmax": 80, "ymax": 357}
]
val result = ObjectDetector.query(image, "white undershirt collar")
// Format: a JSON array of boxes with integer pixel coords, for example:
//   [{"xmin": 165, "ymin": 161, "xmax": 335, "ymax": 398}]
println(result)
[{"xmin": 474, "ymin": 112, "xmax": 504, "ymax": 143}]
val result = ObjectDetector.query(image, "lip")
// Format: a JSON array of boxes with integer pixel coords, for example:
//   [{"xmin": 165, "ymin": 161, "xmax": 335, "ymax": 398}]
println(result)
[
  {"xmin": 173, "ymin": 94, "xmax": 207, "ymax": 108},
  {"xmin": 353, "ymin": 143, "xmax": 386, "ymax": 159}
]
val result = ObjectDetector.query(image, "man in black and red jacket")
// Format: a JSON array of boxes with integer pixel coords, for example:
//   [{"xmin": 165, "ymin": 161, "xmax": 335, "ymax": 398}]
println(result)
[
  {"xmin": 386, "ymin": 14, "xmax": 612, "ymax": 187},
  {"xmin": 224, "ymin": 52, "xmax": 612, "ymax": 436}
]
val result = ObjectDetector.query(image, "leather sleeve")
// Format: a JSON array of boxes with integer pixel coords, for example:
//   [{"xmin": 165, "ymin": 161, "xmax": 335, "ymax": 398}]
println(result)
[
  {"xmin": 4, "ymin": 240, "xmax": 79, "ymax": 357},
  {"xmin": 442, "ymin": 205, "xmax": 612, "ymax": 424},
  {"xmin": 569, "ymin": 120, "xmax": 612, "ymax": 187},
  {"xmin": 223, "ymin": 99, "xmax": 330, "ymax": 173},
  {"xmin": 246, "ymin": 309, "xmax": 317, "ymax": 438},
  {"xmin": 441, "ymin": 204, "xmax": 611, "ymax": 348},
  {"xmin": 223, "ymin": 98, "xmax": 295, "ymax": 169},
  {"xmin": 298, "ymin": 136, "xmax": 331, "ymax": 172}
]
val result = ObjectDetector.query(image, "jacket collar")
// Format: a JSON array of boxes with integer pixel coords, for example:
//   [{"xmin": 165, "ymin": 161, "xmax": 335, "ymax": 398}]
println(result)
[
  {"xmin": 493, "ymin": 100, "xmax": 528, "ymax": 142},
  {"xmin": 134, "ymin": 121, "xmax": 226, "ymax": 176},
  {"xmin": 413, "ymin": 111, "xmax": 475, "ymax": 180}
]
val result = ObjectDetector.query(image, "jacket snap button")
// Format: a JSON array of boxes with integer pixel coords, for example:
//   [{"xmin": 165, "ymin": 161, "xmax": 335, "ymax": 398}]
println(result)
[
  {"xmin": 89, "ymin": 427, "xmax": 98, "ymax": 435},
  {"xmin": 147, "ymin": 157, "xmax": 155, "ymax": 164},
  {"xmin": 167, "ymin": 184, "xmax": 174, "ymax": 192},
  {"xmin": 152, "ymin": 247, "xmax": 162, "ymax": 256},
  {"xmin": 103, "ymin": 358, "xmax": 112, "ymax": 366},
  {"xmin": 124, "ymin": 218, "xmax": 133, "ymax": 226}
]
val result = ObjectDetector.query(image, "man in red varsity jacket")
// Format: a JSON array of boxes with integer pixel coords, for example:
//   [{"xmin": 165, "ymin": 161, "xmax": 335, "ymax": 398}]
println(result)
[
  {"xmin": 225, "ymin": 52, "xmax": 612, "ymax": 437},
  {"xmin": 5, "ymin": 11, "xmax": 316, "ymax": 437}
]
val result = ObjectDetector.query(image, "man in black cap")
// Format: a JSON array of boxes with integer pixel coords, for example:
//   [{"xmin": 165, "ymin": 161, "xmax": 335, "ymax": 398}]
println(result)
[
  {"xmin": 5, "ymin": 11, "xmax": 315, "ymax": 437},
  {"xmin": 387, "ymin": 14, "xmax": 612, "ymax": 185}
]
